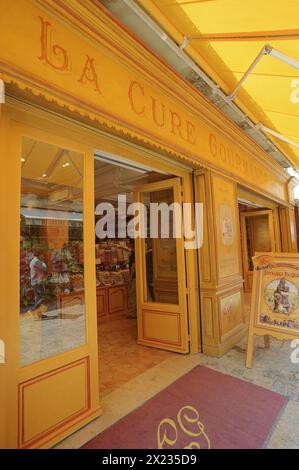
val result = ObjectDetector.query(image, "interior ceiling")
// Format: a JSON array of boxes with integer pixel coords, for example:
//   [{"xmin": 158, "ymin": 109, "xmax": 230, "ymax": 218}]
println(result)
[
  {"xmin": 21, "ymin": 138, "xmax": 171, "ymax": 211},
  {"xmin": 139, "ymin": 0, "xmax": 299, "ymax": 168},
  {"xmin": 238, "ymin": 198, "xmax": 264, "ymax": 209},
  {"xmin": 94, "ymin": 159, "xmax": 171, "ymax": 203},
  {"xmin": 22, "ymin": 138, "xmax": 83, "ymax": 189},
  {"xmin": 21, "ymin": 138, "xmax": 83, "ymax": 213}
]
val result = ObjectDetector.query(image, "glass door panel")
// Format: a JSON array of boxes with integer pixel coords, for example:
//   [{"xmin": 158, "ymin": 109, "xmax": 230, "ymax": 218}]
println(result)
[
  {"xmin": 3, "ymin": 112, "xmax": 100, "ymax": 449},
  {"xmin": 142, "ymin": 187, "xmax": 178, "ymax": 305},
  {"xmin": 134, "ymin": 178, "xmax": 189, "ymax": 353},
  {"xmin": 20, "ymin": 137, "xmax": 86, "ymax": 366}
]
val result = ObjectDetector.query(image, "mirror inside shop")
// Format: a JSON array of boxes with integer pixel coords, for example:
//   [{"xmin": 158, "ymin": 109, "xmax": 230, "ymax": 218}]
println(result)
[{"xmin": 20, "ymin": 137, "xmax": 86, "ymax": 366}]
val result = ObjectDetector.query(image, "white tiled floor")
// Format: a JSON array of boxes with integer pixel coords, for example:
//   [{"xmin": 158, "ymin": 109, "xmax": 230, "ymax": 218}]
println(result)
[
  {"xmin": 98, "ymin": 317, "xmax": 173, "ymax": 397},
  {"xmin": 20, "ymin": 306, "xmax": 85, "ymax": 367}
]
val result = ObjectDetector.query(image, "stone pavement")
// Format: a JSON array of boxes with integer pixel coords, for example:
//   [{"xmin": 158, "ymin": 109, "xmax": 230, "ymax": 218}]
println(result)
[
  {"xmin": 198, "ymin": 336, "xmax": 299, "ymax": 449},
  {"xmin": 56, "ymin": 335, "xmax": 299, "ymax": 449}
]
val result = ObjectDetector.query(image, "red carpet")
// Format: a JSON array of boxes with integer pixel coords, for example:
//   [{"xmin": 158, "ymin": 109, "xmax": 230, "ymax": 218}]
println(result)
[{"xmin": 83, "ymin": 366, "xmax": 287, "ymax": 449}]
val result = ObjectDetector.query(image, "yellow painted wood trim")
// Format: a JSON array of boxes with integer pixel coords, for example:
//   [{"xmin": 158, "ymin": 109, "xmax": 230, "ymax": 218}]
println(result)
[
  {"xmin": 0, "ymin": 0, "xmax": 291, "ymax": 202},
  {"xmin": 183, "ymin": 172, "xmax": 201, "ymax": 354},
  {"xmin": 1, "ymin": 104, "xmax": 100, "ymax": 448},
  {"xmin": 237, "ymin": 186, "xmax": 288, "ymax": 210}
]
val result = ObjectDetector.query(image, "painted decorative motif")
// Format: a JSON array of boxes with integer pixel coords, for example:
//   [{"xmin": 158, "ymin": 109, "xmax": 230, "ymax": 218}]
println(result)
[
  {"xmin": 222, "ymin": 303, "xmax": 231, "ymax": 316},
  {"xmin": 219, "ymin": 204, "xmax": 234, "ymax": 246},
  {"xmin": 220, "ymin": 291, "xmax": 243, "ymax": 338},
  {"xmin": 254, "ymin": 253, "xmax": 274, "ymax": 271},
  {"xmin": 213, "ymin": 176, "xmax": 240, "ymax": 279}
]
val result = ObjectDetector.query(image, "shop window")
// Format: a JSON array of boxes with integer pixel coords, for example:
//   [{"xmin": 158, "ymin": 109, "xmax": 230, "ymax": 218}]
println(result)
[{"xmin": 20, "ymin": 137, "xmax": 85, "ymax": 366}]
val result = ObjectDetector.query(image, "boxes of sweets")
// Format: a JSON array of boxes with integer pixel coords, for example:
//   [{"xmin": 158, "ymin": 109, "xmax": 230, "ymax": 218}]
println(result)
[{"xmin": 96, "ymin": 269, "xmax": 130, "ymax": 286}]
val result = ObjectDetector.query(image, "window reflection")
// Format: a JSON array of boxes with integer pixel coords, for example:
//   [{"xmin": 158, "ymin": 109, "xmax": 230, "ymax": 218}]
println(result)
[
  {"xmin": 20, "ymin": 137, "xmax": 85, "ymax": 366},
  {"xmin": 142, "ymin": 188, "xmax": 178, "ymax": 304}
]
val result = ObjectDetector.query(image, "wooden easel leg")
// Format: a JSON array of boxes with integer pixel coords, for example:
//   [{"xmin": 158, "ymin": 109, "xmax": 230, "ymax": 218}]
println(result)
[
  {"xmin": 264, "ymin": 335, "xmax": 270, "ymax": 348},
  {"xmin": 246, "ymin": 333, "xmax": 254, "ymax": 369}
]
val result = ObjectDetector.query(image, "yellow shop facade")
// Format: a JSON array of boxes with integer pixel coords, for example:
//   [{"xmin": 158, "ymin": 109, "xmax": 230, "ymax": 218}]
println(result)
[{"xmin": 0, "ymin": 0, "xmax": 297, "ymax": 449}]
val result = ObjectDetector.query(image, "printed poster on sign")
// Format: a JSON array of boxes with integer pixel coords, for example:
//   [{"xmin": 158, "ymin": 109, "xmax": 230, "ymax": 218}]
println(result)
[
  {"xmin": 246, "ymin": 253, "xmax": 299, "ymax": 368},
  {"xmin": 258, "ymin": 270, "xmax": 299, "ymax": 333}
]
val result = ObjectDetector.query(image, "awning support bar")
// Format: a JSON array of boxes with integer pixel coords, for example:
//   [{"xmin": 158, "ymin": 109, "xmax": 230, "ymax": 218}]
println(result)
[{"xmin": 227, "ymin": 44, "xmax": 299, "ymax": 102}]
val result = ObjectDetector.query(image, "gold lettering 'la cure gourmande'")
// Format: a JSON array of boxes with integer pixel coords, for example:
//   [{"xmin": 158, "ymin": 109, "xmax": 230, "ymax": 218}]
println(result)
[
  {"xmin": 38, "ymin": 16, "xmax": 101, "ymax": 94},
  {"xmin": 37, "ymin": 16, "xmax": 196, "ymax": 147},
  {"xmin": 128, "ymin": 80, "xmax": 196, "ymax": 146}
]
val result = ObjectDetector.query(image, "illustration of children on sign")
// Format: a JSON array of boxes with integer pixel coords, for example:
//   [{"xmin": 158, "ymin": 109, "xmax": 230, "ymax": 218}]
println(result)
[
  {"xmin": 261, "ymin": 277, "xmax": 299, "ymax": 331},
  {"xmin": 273, "ymin": 278, "xmax": 290, "ymax": 314}
]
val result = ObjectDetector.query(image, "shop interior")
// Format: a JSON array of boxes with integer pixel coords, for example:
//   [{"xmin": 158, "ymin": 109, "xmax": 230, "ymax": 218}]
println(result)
[
  {"xmin": 93, "ymin": 155, "xmax": 177, "ymax": 397},
  {"xmin": 19, "ymin": 137, "xmax": 178, "ymax": 396},
  {"xmin": 18, "ymin": 137, "xmax": 282, "ymax": 395},
  {"xmin": 238, "ymin": 189, "xmax": 277, "ymax": 320}
]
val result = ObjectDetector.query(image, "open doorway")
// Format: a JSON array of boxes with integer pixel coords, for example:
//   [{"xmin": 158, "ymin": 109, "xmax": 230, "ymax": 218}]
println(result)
[
  {"xmin": 238, "ymin": 192, "xmax": 277, "ymax": 321},
  {"xmin": 94, "ymin": 153, "xmax": 182, "ymax": 397}
]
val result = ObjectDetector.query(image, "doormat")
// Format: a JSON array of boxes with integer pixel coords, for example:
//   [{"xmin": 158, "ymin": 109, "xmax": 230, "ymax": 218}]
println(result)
[{"xmin": 83, "ymin": 366, "xmax": 287, "ymax": 449}]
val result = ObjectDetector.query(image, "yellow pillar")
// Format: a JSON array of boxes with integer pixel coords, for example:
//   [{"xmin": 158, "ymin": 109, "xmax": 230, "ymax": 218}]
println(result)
[
  {"xmin": 279, "ymin": 206, "xmax": 298, "ymax": 252},
  {"xmin": 279, "ymin": 177, "xmax": 298, "ymax": 253},
  {"xmin": 0, "ymin": 102, "xmax": 8, "ymax": 448},
  {"xmin": 195, "ymin": 169, "xmax": 246, "ymax": 357}
]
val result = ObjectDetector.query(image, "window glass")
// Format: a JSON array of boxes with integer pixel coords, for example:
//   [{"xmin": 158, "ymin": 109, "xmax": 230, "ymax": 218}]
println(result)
[
  {"xmin": 20, "ymin": 137, "xmax": 85, "ymax": 366},
  {"xmin": 142, "ymin": 188, "xmax": 178, "ymax": 304}
]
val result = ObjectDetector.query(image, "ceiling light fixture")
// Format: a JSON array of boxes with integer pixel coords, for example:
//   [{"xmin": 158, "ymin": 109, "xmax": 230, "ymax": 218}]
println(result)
[
  {"xmin": 62, "ymin": 162, "xmax": 70, "ymax": 168},
  {"xmin": 20, "ymin": 158, "xmax": 25, "ymax": 163},
  {"xmin": 227, "ymin": 44, "xmax": 299, "ymax": 102},
  {"xmin": 42, "ymin": 173, "xmax": 47, "ymax": 177}
]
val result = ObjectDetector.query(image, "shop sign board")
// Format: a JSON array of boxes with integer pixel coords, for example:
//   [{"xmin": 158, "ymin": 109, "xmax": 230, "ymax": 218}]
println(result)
[
  {"xmin": 0, "ymin": 0, "xmax": 288, "ymax": 202},
  {"xmin": 246, "ymin": 252, "xmax": 299, "ymax": 368}
]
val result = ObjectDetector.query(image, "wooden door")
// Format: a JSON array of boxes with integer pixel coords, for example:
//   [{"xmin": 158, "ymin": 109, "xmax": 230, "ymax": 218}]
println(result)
[
  {"xmin": 133, "ymin": 178, "xmax": 189, "ymax": 353},
  {"xmin": 0, "ymin": 109, "xmax": 100, "ymax": 449},
  {"xmin": 240, "ymin": 210, "xmax": 276, "ymax": 291}
]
